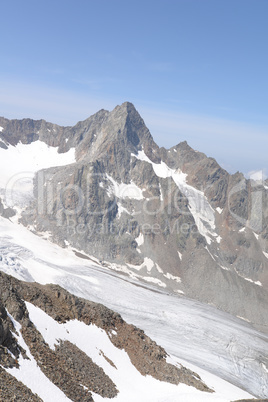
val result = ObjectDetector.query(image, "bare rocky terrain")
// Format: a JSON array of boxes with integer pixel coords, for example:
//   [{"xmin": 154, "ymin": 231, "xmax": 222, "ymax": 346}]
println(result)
[{"xmin": 0, "ymin": 270, "xmax": 211, "ymax": 401}]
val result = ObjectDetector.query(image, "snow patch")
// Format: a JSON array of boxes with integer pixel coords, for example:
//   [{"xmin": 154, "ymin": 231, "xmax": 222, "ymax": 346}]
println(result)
[
  {"xmin": 143, "ymin": 277, "xmax": 167, "ymax": 288},
  {"xmin": 0, "ymin": 141, "xmax": 76, "ymax": 208},
  {"xmin": 6, "ymin": 310, "xmax": 72, "ymax": 401},
  {"xmin": 244, "ymin": 277, "xmax": 262, "ymax": 286},
  {"xmin": 237, "ymin": 316, "xmax": 251, "ymax": 323},
  {"xmin": 164, "ymin": 273, "xmax": 181, "ymax": 283},
  {"xmin": 155, "ymin": 263, "xmax": 164, "ymax": 273},
  {"xmin": 0, "ymin": 126, "xmax": 4, "ymax": 132},
  {"xmin": 106, "ymin": 175, "xmax": 144, "ymax": 200},
  {"xmin": 216, "ymin": 207, "xmax": 223, "ymax": 214},
  {"xmin": 177, "ymin": 251, "xmax": 182, "ymax": 260},
  {"xmin": 263, "ymin": 251, "xmax": 268, "ymax": 259},
  {"xmin": 135, "ymin": 233, "xmax": 144, "ymax": 247},
  {"xmin": 262, "ymin": 363, "xmax": 268, "ymax": 374},
  {"xmin": 205, "ymin": 246, "xmax": 216, "ymax": 261},
  {"xmin": 117, "ymin": 202, "xmax": 131, "ymax": 218},
  {"xmin": 159, "ymin": 183, "xmax": 164, "ymax": 201},
  {"xmin": 133, "ymin": 150, "xmax": 218, "ymax": 245},
  {"xmin": 23, "ymin": 302, "xmax": 230, "ymax": 402},
  {"xmin": 219, "ymin": 265, "xmax": 230, "ymax": 271},
  {"xmin": 143, "ymin": 257, "xmax": 154, "ymax": 272},
  {"xmin": 127, "ymin": 257, "xmax": 155, "ymax": 272},
  {"xmin": 239, "ymin": 227, "xmax": 246, "ymax": 233}
]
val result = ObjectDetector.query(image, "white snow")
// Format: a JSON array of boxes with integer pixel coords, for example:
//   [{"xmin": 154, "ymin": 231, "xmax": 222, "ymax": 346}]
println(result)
[
  {"xmin": 23, "ymin": 302, "xmax": 232, "ymax": 402},
  {"xmin": 0, "ymin": 126, "xmax": 4, "ymax": 132},
  {"xmin": 177, "ymin": 251, "xmax": 182, "ymax": 260},
  {"xmin": 106, "ymin": 174, "xmax": 144, "ymax": 200},
  {"xmin": 135, "ymin": 233, "xmax": 144, "ymax": 246},
  {"xmin": 216, "ymin": 207, "xmax": 223, "ymax": 214},
  {"xmin": 164, "ymin": 273, "xmax": 181, "ymax": 283},
  {"xmin": 142, "ymin": 257, "xmax": 154, "ymax": 271},
  {"xmin": 0, "ymin": 140, "xmax": 76, "ymax": 207},
  {"xmin": 239, "ymin": 227, "xmax": 246, "ymax": 232},
  {"xmin": 244, "ymin": 277, "xmax": 262, "ymax": 286},
  {"xmin": 127, "ymin": 257, "xmax": 155, "ymax": 272},
  {"xmin": 143, "ymin": 277, "xmax": 167, "ymax": 288},
  {"xmin": 263, "ymin": 251, "xmax": 268, "ymax": 259},
  {"xmin": 253, "ymin": 232, "xmax": 259, "ymax": 240},
  {"xmin": 216, "ymin": 236, "xmax": 222, "ymax": 243},
  {"xmin": 262, "ymin": 363, "xmax": 268, "ymax": 374},
  {"xmin": 5, "ymin": 311, "xmax": 72, "ymax": 401},
  {"xmin": 237, "ymin": 316, "xmax": 251, "ymax": 323},
  {"xmin": 0, "ymin": 216, "xmax": 266, "ymax": 399},
  {"xmin": 175, "ymin": 289, "xmax": 185, "ymax": 295},
  {"xmin": 132, "ymin": 150, "xmax": 219, "ymax": 245},
  {"xmin": 219, "ymin": 265, "xmax": 231, "ymax": 271},
  {"xmin": 159, "ymin": 183, "xmax": 164, "ymax": 201},
  {"xmin": 205, "ymin": 246, "xmax": 216, "ymax": 261},
  {"xmin": 117, "ymin": 202, "xmax": 131, "ymax": 218},
  {"xmin": 155, "ymin": 263, "xmax": 164, "ymax": 273}
]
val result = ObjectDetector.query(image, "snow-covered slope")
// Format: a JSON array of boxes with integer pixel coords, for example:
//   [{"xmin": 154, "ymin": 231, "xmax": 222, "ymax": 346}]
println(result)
[
  {"xmin": 4, "ymin": 303, "xmax": 218, "ymax": 402},
  {"xmin": 0, "ymin": 216, "xmax": 266, "ymax": 400},
  {"xmin": 0, "ymin": 141, "xmax": 75, "ymax": 207}
]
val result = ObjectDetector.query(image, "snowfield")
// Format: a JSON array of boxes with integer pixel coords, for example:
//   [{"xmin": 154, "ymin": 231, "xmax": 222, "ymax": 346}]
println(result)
[
  {"xmin": 0, "ymin": 216, "xmax": 267, "ymax": 400},
  {"xmin": 8, "ymin": 302, "xmax": 252, "ymax": 402},
  {"xmin": 0, "ymin": 141, "xmax": 75, "ymax": 207}
]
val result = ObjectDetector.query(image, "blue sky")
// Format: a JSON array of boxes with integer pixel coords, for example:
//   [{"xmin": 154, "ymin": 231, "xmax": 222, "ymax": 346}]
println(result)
[{"xmin": 1, "ymin": 0, "xmax": 267, "ymax": 176}]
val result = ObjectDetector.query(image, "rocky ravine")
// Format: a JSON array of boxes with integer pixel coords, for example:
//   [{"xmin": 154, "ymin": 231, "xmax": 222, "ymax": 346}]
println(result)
[
  {"xmin": 0, "ymin": 102, "xmax": 268, "ymax": 333},
  {"xmin": 0, "ymin": 271, "xmax": 211, "ymax": 401}
]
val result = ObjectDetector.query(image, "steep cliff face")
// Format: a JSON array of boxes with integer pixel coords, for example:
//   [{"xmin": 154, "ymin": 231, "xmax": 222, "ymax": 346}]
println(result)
[
  {"xmin": 1, "ymin": 102, "xmax": 268, "ymax": 332},
  {"xmin": 0, "ymin": 271, "xmax": 211, "ymax": 401}
]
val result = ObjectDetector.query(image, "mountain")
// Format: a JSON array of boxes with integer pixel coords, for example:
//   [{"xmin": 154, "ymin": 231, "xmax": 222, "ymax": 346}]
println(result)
[
  {"xmin": 1, "ymin": 102, "xmax": 267, "ymax": 331},
  {"xmin": 0, "ymin": 103, "xmax": 268, "ymax": 400}
]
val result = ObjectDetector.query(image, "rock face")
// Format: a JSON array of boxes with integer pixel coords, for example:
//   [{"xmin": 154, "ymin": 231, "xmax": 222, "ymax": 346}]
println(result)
[
  {"xmin": 1, "ymin": 102, "xmax": 268, "ymax": 333},
  {"xmin": 0, "ymin": 271, "xmax": 211, "ymax": 401}
]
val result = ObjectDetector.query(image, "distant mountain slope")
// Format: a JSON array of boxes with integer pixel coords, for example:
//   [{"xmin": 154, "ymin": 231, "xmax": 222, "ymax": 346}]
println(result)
[
  {"xmin": 0, "ymin": 215, "xmax": 266, "ymax": 399},
  {"xmin": 0, "ymin": 102, "xmax": 268, "ymax": 333}
]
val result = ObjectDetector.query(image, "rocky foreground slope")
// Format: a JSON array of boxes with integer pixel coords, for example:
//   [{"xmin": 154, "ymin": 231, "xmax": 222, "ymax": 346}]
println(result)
[
  {"xmin": 0, "ymin": 102, "xmax": 267, "ymax": 333},
  {"xmin": 0, "ymin": 270, "xmax": 212, "ymax": 401}
]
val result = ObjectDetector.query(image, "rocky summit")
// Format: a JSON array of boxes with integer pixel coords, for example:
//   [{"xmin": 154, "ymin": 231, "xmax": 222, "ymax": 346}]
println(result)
[{"xmin": 0, "ymin": 102, "xmax": 268, "ymax": 333}]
